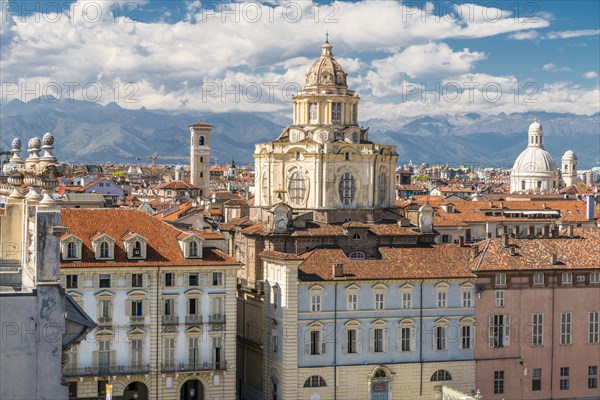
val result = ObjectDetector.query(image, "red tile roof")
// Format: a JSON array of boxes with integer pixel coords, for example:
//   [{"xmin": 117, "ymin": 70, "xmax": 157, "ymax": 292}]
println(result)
[
  {"xmin": 298, "ymin": 246, "xmax": 475, "ymax": 281},
  {"xmin": 473, "ymin": 228, "xmax": 600, "ymax": 272},
  {"xmin": 60, "ymin": 208, "xmax": 239, "ymax": 268}
]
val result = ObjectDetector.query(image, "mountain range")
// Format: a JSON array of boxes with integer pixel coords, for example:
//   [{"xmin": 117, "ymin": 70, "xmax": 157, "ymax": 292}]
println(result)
[{"xmin": 1, "ymin": 97, "xmax": 598, "ymax": 169}]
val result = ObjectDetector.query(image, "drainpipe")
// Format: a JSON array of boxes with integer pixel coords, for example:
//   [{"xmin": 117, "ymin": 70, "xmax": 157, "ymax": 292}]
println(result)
[
  {"xmin": 419, "ymin": 279, "xmax": 424, "ymax": 396},
  {"xmin": 334, "ymin": 282, "xmax": 338, "ymax": 399},
  {"xmin": 550, "ymin": 272, "xmax": 555, "ymax": 398},
  {"xmin": 156, "ymin": 265, "xmax": 160, "ymax": 400}
]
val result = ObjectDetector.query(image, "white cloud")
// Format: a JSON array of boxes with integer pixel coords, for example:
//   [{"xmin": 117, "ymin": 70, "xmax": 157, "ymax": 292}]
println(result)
[
  {"xmin": 542, "ymin": 63, "xmax": 571, "ymax": 72},
  {"xmin": 509, "ymin": 31, "xmax": 540, "ymax": 40},
  {"xmin": 545, "ymin": 29, "xmax": 600, "ymax": 39},
  {"xmin": 583, "ymin": 71, "xmax": 599, "ymax": 79}
]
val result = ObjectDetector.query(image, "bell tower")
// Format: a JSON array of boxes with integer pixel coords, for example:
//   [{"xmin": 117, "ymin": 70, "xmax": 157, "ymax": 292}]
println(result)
[
  {"xmin": 189, "ymin": 122, "xmax": 212, "ymax": 198},
  {"xmin": 561, "ymin": 150, "xmax": 578, "ymax": 187}
]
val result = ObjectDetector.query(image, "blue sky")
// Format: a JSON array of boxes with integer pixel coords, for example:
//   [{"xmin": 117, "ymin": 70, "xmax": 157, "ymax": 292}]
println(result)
[{"xmin": 1, "ymin": 0, "xmax": 598, "ymax": 119}]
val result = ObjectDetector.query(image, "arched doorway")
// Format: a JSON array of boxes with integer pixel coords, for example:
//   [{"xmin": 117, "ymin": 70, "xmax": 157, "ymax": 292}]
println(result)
[
  {"xmin": 369, "ymin": 367, "xmax": 391, "ymax": 400},
  {"xmin": 123, "ymin": 381, "xmax": 148, "ymax": 400},
  {"xmin": 180, "ymin": 379, "xmax": 204, "ymax": 400}
]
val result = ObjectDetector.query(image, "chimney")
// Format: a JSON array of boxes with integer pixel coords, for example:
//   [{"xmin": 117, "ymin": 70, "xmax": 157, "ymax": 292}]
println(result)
[
  {"xmin": 587, "ymin": 195, "xmax": 595, "ymax": 221},
  {"xmin": 551, "ymin": 253, "xmax": 558, "ymax": 265},
  {"xmin": 472, "ymin": 246, "xmax": 479, "ymax": 258},
  {"xmin": 509, "ymin": 247, "xmax": 516, "ymax": 256},
  {"xmin": 503, "ymin": 233, "xmax": 509, "ymax": 248},
  {"xmin": 568, "ymin": 225, "xmax": 574, "ymax": 238},
  {"xmin": 543, "ymin": 225, "xmax": 550, "ymax": 238},
  {"xmin": 333, "ymin": 263, "xmax": 344, "ymax": 278},
  {"xmin": 487, "ymin": 232, "xmax": 492, "ymax": 239},
  {"xmin": 459, "ymin": 236, "xmax": 465, "ymax": 247}
]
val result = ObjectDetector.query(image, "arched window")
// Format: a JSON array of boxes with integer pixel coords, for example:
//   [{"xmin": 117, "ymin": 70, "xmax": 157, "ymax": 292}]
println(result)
[
  {"xmin": 189, "ymin": 240, "xmax": 199, "ymax": 257},
  {"xmin": 199, "ymin": 136, "xmax": 205, "ymax": 146},
  {"xmin": 262, "ymin": 172, "xmax": 269, "ymax": 202},
  {"xmin": 349, "ymin": 251, "xmax": 366, "ymax": 259},
  {"xmin": 67, "ymin": 242, "xmax": 78, "ymax": 259},
  {"xmin": 100, "ymin": 241, "xmax": 109, "ymax": 258},
  {"xmin": 378, "ymin": 172, "xmax": 387, "ymax": 205},
  {"xmin": 288, "ymin": 171, "xmax": 306, "ymax": 206},
  {"xmin": 304, "ymin": 376, "xmax": 326, "ymax": 387},
  {"xmin": 374, "ymin": 369, "xmax": 387, "ymax": 379},
  {"xmin": 431, "ymin": 370, "xmax": 452, "ymax": 381},
  {"xmin": 339, "ymin": 172, "xmax": 356, "ymax": 205}
]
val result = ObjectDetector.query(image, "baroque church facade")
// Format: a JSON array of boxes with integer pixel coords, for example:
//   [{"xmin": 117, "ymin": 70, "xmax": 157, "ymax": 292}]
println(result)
[{"xmin": 252, "ymin": 40, "xmax": 398, "ymax": 225}]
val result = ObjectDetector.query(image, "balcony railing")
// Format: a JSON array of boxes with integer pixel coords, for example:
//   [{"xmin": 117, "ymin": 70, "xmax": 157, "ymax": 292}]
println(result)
[
  {"xmin": 209, "ymin": 314, "xmax": 225, "ymax": 324},
  {"xmin": 162, "ymin": 315, "xmax": 179, "ymax": 325},
  {"xmin": 185, "ymin": 315, "xmax": 202, "ymax": 325},
  {"xmin": 63, "ymin": 364, "xmax": 150, "ymax": 377},
  {"xmin": 161, "ymin": 361, "xmax": 227, "ymax": 373},
  {"xmin": 129, "ymin": 316, "xmax": 145, "ymax": 325}
]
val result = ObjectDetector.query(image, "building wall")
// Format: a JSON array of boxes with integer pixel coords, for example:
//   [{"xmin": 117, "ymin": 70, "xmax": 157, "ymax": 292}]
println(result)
[
  {"xmin": 475, "ymin": 272, "xmax": 600, "ymax": 399},
  {"xmin": 62, "ymin": 265, "xmax": 238, "ymax": 400}
]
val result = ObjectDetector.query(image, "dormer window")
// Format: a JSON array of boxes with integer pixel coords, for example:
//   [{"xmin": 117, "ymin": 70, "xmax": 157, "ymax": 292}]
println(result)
[
  {"xmin": 123, "ymin": 233, "xmax": 148, "ymax": 260},
  {"xmin": 60, "ymin": 235, "xmax": 83, "ymax": 261},
  {"xmin": 179, "ymin": 233, "xmax": 204, "ymax": 259},
  {"xmin": 189, "ymin": 240, "xmax": 199, "ymax": 257},
  {"xmin": 91, "ymin": 234, "xmax": 115, "ymax": 260}
]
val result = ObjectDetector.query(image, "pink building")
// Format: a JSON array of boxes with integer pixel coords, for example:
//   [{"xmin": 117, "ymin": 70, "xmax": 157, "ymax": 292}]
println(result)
[{"xmin": 472, "ymin": 227, "xmax": 600, "ymax": 399}]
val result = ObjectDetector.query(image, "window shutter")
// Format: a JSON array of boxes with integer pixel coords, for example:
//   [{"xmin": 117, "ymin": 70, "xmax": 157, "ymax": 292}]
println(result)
[
  {"xmin": 396, "ymin": 328, "xmax": 402, "ymax": 352},
  {"xmin": 504, "ymin": 315, "xmax": 511, "ymax": 347},
  {"xmin": 304, "ymin": 331, "xmax": 310, "ymax": 355},
  {"xmin": 471, "ymin": 324, "xmax": 476, "ymax": 349},
  {"xmin": 92, "ymin": 351, "xmax": 98, "ymax": 368},
  {"xmin": 383, "ymin": 328, "xmax": 389, "ymax": 353},
  {"xmin": 320, "ymin": 330, "xmax": 326, "ymax": 355},
  {"xmin": 93, "ymin": 274, "xmax": 99, "ymax": 289},
  {"xmin": 125, "ymin": 300, "xmax": 132, "ymax": 317},
  {"xmin": 341, "ymin": 329, "xmax": 347, "ymax": 354},
  {"xmin": 126, "ymin": 274, "xmax": 132, "ymax": 288},
  {"xmin": 184, "ymin": 273, "xmax": 190, "ymax": 287},
  {"xmin": 410, "ymin": 327, "xmax": 416, "ymax": 352},
  {"xmin": 60, "ymin": 275, "xmax": 65, "ymax": 288},
  {"xmin": 110, "ymin": 274, "xmax": 116, "ymax": 287},
  {"xmin": 142, "ymin": 300, "xmax": 149, "ymax": 317},
  {"xmin": 458, "ymin": 325, "xmax": 463, "ymax": 350},
  {"xmin": 96, "ymin": 301, "xmax": 101, "ymax": 320},
  {"xmin": 356, "ymin": 329, "xmax": 362, "ymax": 353},
  {"xmin": 203, "ymin": 273, "xmax": 209, "ymax": 286},
  {"xmin": 77, "ymin": 275, "xmax": 84, "ymax": 289},
  {"xmin": 110, "ymin": 351, "xmax": 116, "ymax": 368},
  {"xmin": 143, "ymin": 274, "xmax": 149, "ymax": 287},
  {"xmin": 488, "ymin": 315, "xmax": 495, "ymax": 348},
  {"xmin": 369, "ymin": 328, "xmax": 374, "ymax": 353},
  {"xmin": 161, "ymin": 273, "xmax": 165, "ymax": 287},
  {"xmin": 433, "ymin": 327, "xmax": 438, "ymax": 350}
]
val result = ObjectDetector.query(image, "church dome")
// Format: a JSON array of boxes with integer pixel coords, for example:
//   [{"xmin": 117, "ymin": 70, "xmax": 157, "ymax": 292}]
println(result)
[
  {"xmin": 304, "ymin": 41, "xmax": 347, "ymax": 89},
  {"xmin": 512, "ymin": 147, "xmax": 557, "ymax": 174},
  {"xmin": 563, "ymin": 149, "xmax": 577, "ymax": 159},
  {"xmin": 529, "ymin": 121, "xmax": 542, "ymax": 131}
]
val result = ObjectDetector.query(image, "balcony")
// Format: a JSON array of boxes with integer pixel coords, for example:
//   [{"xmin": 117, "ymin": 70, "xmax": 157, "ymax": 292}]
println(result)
[
  {"xmin": 161, "ymin": 361, "xmax": 227, "ymax": 373},
  {"xmin": 162, "ymin": 315, "xmax": 179, "ymax": 325},
  {"xmin": 209, "ymin": 314, "xmax": 225, "ymax": 325},
  {"xmin": 129, "ymin": 315, "xmax": 145, "ymax": 326},
  {"xmin": 97, "ymin": 317, "xmax": 112, "ymax": 326},
  {"xmin": 63, "ymin": 364, "xmax": 150, "ymax": 377},
  {"xmin": 185, "ymin": 315, "xmax": 202, "ymax": 325}
]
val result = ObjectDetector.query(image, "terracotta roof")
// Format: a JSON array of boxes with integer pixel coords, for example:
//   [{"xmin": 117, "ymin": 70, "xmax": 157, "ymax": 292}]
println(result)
[
  {"xmin": 153, "ymin": 181, "xmax": 197, "ymax": 190},
  {"xmin": 60, "ymin": 208, "xmax": 240, "ymax": 268},
  {"xmin": 474, "ymin": 228, "xmax": 600, "ymax": 272},
  {"xmin": 189, "ymin": 121, "xmax": 213, "ymax": 127},
  {"xmin": 219, "ymin": 217, "xmax": 255, "ymax": 230},
  {"xmin": 259, "ymin": 250, "xmax": 304, "ymax": 261},
  {"xmin": 342, "ymin": 221, "xmax": 370, "ymax": 229},
  {"xmin": 298, "ymin": 246, "xmax": 475, "ymax": 281}
]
